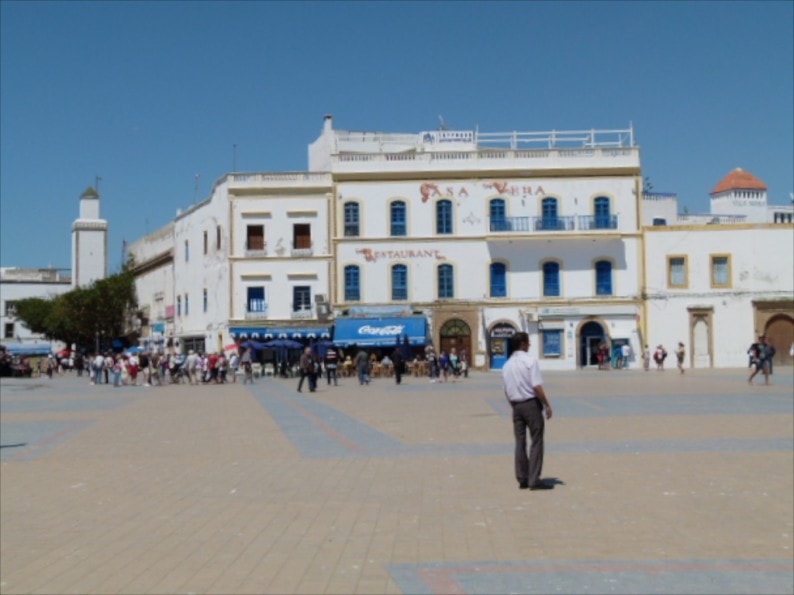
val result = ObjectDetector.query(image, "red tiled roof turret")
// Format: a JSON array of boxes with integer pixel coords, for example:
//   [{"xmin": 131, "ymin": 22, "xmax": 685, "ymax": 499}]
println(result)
[{"xmin": 710, "ymin": 167, "xmax": 767, "ymax": 195}]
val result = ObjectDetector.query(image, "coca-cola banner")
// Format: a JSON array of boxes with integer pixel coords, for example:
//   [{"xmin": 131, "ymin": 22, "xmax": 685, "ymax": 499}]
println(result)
[{"xmin": 333, "ymin": 317, "xmax": 428, "ymax": 348}]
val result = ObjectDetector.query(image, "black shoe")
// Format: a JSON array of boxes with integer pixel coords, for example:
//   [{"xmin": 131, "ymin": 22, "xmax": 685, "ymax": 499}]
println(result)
[
  {"xmin": 518, "ymin": 481, "xmax": 529, "ymax": 490},
  {"xmin": 529, "ymin": 482, "xmax": 554, "ymax": 491}
]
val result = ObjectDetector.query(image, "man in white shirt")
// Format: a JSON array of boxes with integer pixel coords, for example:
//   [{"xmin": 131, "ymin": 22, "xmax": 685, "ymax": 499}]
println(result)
[{"xmin": 502, "ymin": 332, "xmax": 554, "ymax": 490}]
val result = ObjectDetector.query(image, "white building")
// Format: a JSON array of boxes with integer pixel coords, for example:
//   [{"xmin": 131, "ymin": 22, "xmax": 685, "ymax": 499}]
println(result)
[
  {"xmin": 642, "ymin": 167, "xmax": 794, "ymax": 368},
  {"xmin": 128, "ymin": 117, "xmax": 793, "ymax": 370},
  {"xmin": 71, "ymin": 186, "xmax": 108, "ymax": 288},
  {"xmin": 0, "ymin": 267, "xmax": 71, "ymax": 355}
]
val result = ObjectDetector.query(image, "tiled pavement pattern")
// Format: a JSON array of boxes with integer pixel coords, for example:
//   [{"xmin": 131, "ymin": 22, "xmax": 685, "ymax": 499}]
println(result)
[{"xmin": 1, "ymin": 367, "xmax": 792, "ymax": 594}]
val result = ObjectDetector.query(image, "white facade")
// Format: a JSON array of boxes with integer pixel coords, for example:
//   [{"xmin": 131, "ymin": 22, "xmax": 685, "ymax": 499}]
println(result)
[
  {"xmin": 643, "ymin": 224, "xmax": 794, "ymax": 368},
  {"xmin": 71, "ymin": 187, "xmax": 108, "ymax": 288},
  {"xmin": 126, "ymin": 117, "xmax": 793, "ymax": 369},
  {"xmin": 0, "ymin": 267, "xmax": 71, "ymax": 353}
]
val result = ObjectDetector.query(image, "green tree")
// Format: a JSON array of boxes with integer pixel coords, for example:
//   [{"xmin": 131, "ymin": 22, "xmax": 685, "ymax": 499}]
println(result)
[{"xmin": 13, "ymin": 267, "xmax": 138, "ymax": 352}]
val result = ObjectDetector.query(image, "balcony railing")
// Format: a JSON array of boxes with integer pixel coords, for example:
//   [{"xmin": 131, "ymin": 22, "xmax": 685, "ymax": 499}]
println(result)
[
  {"xmin": 489, "ymin": 215, "xmax": 618, "ymax": 233},
  {"xmin": 245, "ymin": 300, "xmax": 267, "ymax": 320},
  {"xmin": 244, "ymin": 248, "xmax": 268, "ymax": 258},
  {"xmin": 577, "ymin": 215, "xmax": 618, "ymax": 230},
  {"xmin": 291, "ymin": 307, "xmax": 314, "ymax": 319},
  {"xmin": 291, "ymin": 245, "xmax": 313, "ymax": 257}
]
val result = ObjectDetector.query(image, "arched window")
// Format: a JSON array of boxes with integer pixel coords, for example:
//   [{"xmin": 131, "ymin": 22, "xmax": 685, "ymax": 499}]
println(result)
[
  {"xmin": 390, "ymin": 201, "xmax": 407, "ymax": 236},
  {"xmin": 490, "ymin": 262, "xmax": 507, "ymax": 297},
  {"xmin": 595, "ymin": 260, "xmax": 613, "ymax": 295},
  {"xmin": 594, "ymin": 197, "xmax": 612, "ymax": 229},
  {"xmin": 438, "ymin": 263, "xmax": 454, "ymax": 299},
  {"xmin": 436, "ymin": 199, "xmax": 453, "ymax": 234},
  {"xmin": 543, "ymin": 261, "xmax": 560, "ymax": 297},
  {"xmin": 541, "ymin": 197, "xmax": 559, "ymax": 230},
  {"xmin": 490, "ymin": 198, "xmax": 507, "ymax": 231},
  {"xmin": 344, "ymin": 202, "xmax": 359, "ymax": 237},
  {"xmin": 391, "ymin": 264, "xmax": 408, "ymax": 301},
  {"xmin": 344, "ymin": 265, "xmax": 360, "ymax": 301}
]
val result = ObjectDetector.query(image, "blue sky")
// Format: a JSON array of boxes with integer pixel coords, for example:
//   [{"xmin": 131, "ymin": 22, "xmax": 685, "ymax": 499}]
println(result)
[{"xmin": 2, "ymin": 0, "xmax": 792, "ymax": 273}]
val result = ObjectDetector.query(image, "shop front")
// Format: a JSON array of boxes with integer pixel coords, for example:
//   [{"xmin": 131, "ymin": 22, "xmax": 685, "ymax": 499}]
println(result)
[
  {"xmin": 229, "ymin": 326, "xmax": 331, "ymax": 341},
  {"xmin": 332, "ymin": 316, "xmax": 428, "ymax": 349},
  {"xmin": 488, "ymin": 322, "xmax": 518, "ymax": 370}
]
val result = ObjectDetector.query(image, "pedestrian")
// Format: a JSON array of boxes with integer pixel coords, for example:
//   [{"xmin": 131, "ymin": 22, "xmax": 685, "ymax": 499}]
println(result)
[
  {"xmin": 459, "ymin": 348, "xmax": 469, "ymax": 378},
  {"xmin": 241, "ymin": 348, "xmax": 254, "ymax": 385},
  {"xmin": 297, "ymin": 347, "xmax": 312, "ymax": 392},
  {"xmin": 391, "ymin": 346, "xmax": 404, "ymax": 385},
  {"xmin": 229, "ymin": 351, "xmax": 240, "ymax": 383},
  {"xmin": 355, "ymin": 347, "xmax": 370, "ymax": 385},
  {"xmin": 675, "ymin": 342, "xmax": 686, "ymax": 374},
  {"xmin": 325, "ymin": 346, "xmax": 339, "ymax": 386},
  {"xmin": 621, "ymin": 343, "xmax": 631, "ymax": 369},
  {"xmin": 426, "ymin": 348, "xmax": 439, "ymax": 383},
  {"xmin": 449, "ymin": 347, "xmax": 460, "ymax": 381},
  {"xmin": 642, "ymin": 345, "xmax": 651, "ymax": 371},
  {"xmin": 653, "ymin": 345, "xmax": 667, "ymax": 371},
  {"xmin": 502, "ymin": 332, "xmax": 554, "ymax": 491},
  {"xmin": 112, "ymin": 354, "xmax": 122, "ymax": 387},
  {"xmin": 439, "ymin": 350, "xmax": 450, "ymax": 382},
  {"xmin": 308, "ymin": 352, "xmax": 319, "ymax": 392},
  {"xmin": 92, "ymin": 352, "xmax": 104, "ymax": 385},
  {"xmin": 748, "ymin": 335, "xmax": 771, "ymax": 386},
  {"xmin": 139, "ymin": 351, "xmax": 151, "ymax": 386}
]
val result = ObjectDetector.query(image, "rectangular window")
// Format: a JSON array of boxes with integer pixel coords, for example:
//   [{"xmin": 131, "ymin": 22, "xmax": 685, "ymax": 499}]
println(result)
[
  {"xmin": 203, "ymin": 231, "xmax": 208, "ymax": 255},
  {"xmin": 184, "ymin": 240, "xmax": 189, "ymax": 262},
  {"xmin": 177, "ymin": 296, "xmax": 182, "ymax": 317},
  {"xmin": 4, "ymin": 322, "xmax": 14, "ymax": 339},
  {"xmin": 216, "ymin": 225, "xmax": 222, "ymax": 250},
  {"xmin": 667, "ymin": 256, "xmax": 688, "ymax": 288},
  {"xmin": 293, "ymin": 286, "xmax": 311, "ymax": 311},
  {"xmin": 184, "ymin": 294, "xmax": 189, "ymax": 316},
  {"xmin": 344, "ymin": 266, "xmax": 360, "ymax": 302},
  {"xmin": 542, "ymin": 330, "xmax": 562, "ymax": 357},
  {"xmin": 247, "ymin": 287, "xmax": 266, "ymax": 312},
  {"xmin": 246, "ymin": 225, "xmax": 265, "ymax": 250},
  {"xmin": 392, "ymin": 265, "xmax": 408, "ymax": 301},
  {"xmin": 438, "ymin": 264, "xmax": 454, "ymax": 299},
  {"xmin": 5, "ymin": 300, "xmax": 16, "ymax": 316},
  {"xmin": 711, "ymin": 255, "xmax": 731, "ymax": 288},
  {"xmin": 344, "ymin": 203, "xmax": 359, "ymax": 237},
  {"xmin": 293, "ymin": 224, "xmax": 311, "ymax": 249},
  {"xmin": 203, "ymin": 288, "xmax": 208, "ymax": 313}
]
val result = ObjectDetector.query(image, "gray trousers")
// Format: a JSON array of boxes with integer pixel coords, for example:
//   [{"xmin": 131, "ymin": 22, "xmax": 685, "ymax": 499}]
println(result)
[{"xmin": 511, "ymin": 398, "xmax": 545, "ymax": 486}]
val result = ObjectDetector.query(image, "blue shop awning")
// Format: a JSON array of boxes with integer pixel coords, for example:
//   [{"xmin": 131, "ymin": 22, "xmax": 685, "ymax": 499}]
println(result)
[
  {"xmin": 332, "ymin": 317, "xmax": 427, "ymax": 348},
  {"xmin": 229, "ymin": 327, "xmax": 331, "ymax": 340},
  {"xmin": 1, "ymin": 342, "xmax": 52, "ymax": 356}
]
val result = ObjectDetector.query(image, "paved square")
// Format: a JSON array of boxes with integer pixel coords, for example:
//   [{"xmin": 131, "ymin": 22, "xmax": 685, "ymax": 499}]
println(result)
[{"xmin": 1, "ymin": 367, "xmax": 792, "ymax": 594}]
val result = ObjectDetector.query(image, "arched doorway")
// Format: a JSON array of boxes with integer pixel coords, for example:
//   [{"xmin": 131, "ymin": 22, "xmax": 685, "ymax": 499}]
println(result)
[
  {"xmin": 765, "ymin": 314, "xmax": 794, "ymax": 367},
  {"xmin": 489, "ymin": 322, "xmax": 517, "ymax": 370},
  {"xmin": 579, "ymin": 320, "xmax": 606, "ymax": 368},
  {"xmin": 439, "ymin": 319, "xmax": 472, "ymax": 368}
]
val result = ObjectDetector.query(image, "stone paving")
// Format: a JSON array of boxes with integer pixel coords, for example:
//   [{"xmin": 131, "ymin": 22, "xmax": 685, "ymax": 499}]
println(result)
[{"xmin": 1, "ymin": 365, "xmax": 792, "ymax": 594}]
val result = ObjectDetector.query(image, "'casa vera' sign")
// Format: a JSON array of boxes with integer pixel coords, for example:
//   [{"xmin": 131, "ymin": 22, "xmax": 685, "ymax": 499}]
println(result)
[
  {"xmin": 419, "ymin": 181, "xmax": 547, "ymax": 202},
  {"xmin": 356, "ymin": 248, "xmax": 446, "ymax": 263}
]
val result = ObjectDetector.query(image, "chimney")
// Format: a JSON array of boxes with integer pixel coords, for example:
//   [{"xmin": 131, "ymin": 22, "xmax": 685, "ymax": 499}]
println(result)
[{"xmin": 323, "ymin": 114, "xmax": 333, "ymax": 132}]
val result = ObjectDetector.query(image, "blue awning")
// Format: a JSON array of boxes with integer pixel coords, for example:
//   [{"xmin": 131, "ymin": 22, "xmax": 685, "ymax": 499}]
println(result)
[
  {"xmin": 1, "ymin": 343, "xmax": 52, "ymax": 356},
  {"xmin": 332, "ymin": 317, "xmax": 427, "ymax": 348},
  {"xmin": 229, "ymin": 327, "xmax": 331, "ymax": 340}
]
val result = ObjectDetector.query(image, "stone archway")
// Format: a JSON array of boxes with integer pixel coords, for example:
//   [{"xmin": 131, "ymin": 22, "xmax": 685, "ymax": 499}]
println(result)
[
  {"xmin": 765, "ymin": 314, "xmax": 794, "ymax": 366},
  {"xmin": 578, "ymin": 320, "xmax": 606, "ymax": 368},
  {"xmin": 439, "ymin": 318, "xmax": 472, "ymax": 367}
]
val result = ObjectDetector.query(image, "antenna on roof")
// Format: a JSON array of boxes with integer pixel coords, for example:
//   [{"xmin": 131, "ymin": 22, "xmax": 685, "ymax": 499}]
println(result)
[{"xmin": 438, "ymin": 115, "xmax": 448, "ymax": 131}]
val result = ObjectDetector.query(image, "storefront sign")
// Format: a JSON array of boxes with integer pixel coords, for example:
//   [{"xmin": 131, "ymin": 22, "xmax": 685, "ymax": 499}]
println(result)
[
  {"xmin": 419, "ymin": 181, "xmax": 547, "ymax": 203},
  {"xmin": 356, "ymin": 248, "xmax": 446, "ymax": 263}
]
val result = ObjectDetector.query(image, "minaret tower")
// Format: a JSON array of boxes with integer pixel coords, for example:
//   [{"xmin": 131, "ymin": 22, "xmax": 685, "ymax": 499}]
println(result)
[{"xmin": 71, "ymin": 186, "xmax": 108, "ymax": 288}]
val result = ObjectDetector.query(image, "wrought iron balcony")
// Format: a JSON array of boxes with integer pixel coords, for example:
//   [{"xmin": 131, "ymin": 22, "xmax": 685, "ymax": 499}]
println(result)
[
  {"xmin": 290, "ymin": 307, "xmax": 314, "ymax": 319},
  {"xmin": 489, "ymin": 215, "xmax": 617, "ymax": 234},
  {"xmin": 577, "ymin": 215, "xmax": 618, "ymax": 230}
]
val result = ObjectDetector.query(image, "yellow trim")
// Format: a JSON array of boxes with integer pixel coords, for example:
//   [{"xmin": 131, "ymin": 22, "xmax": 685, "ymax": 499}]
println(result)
[
  {"xmin": 389, "ymin": 262, "xmax": 411, "ymax": 302},
  {"xmin": 340, "ymin": 262, "xmax": 362, "ymax": 304},
  {"xmin": 667, "ymin": 254, "xmax": 689, "ymax": 289},
  {"xmin": 341, "ymin": 199, "xmax": 363, "ymax": 238},
  {"xmin": 286, "ymin": 210, "xmax": 318, "ymax": 217},
  {"xmin": 488, "ymin": 259, "xmax": 510, "ymax": 299},
  {"xmin": 589, "ymin": 193, "xmax": 614, "ymax": 214},
  {"xmin": 710, "ymin": 254, "xmax": 732, "ymax": 288},
  {"xmin": 287, "ymin": 273, "xmax": 318, "ymax": 280},
  {"xmin": 591, "ymin": 256, "xmax": 616, "ymax": 296},
  {"xmin": 241, "ymin": 274, "xmax": 272, "ymax": 281},
  {"xmin": 433, "ymin": 196, "xmax": 456, "ymax": 236},
  {"xmin": 436, "ymin": 261, "xmax": 456, "ymax": 300},
  {"xmin": 241, "ymin": 211, "xmax": 272, "ymax": 218},
  {"xmin": 387, "ymin": 196, "xmax": 411, "ymax": 237},
  {"xmin": 538, "ymin": 194, "xmax": 563, "ymax": 217},
  {"xmin": 539, "ymin": 258, "xmax": 564, "ymax": 298},
  {"xmin": 645, "ymin": 222, "xmax": 792, "ymax": 232}
]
